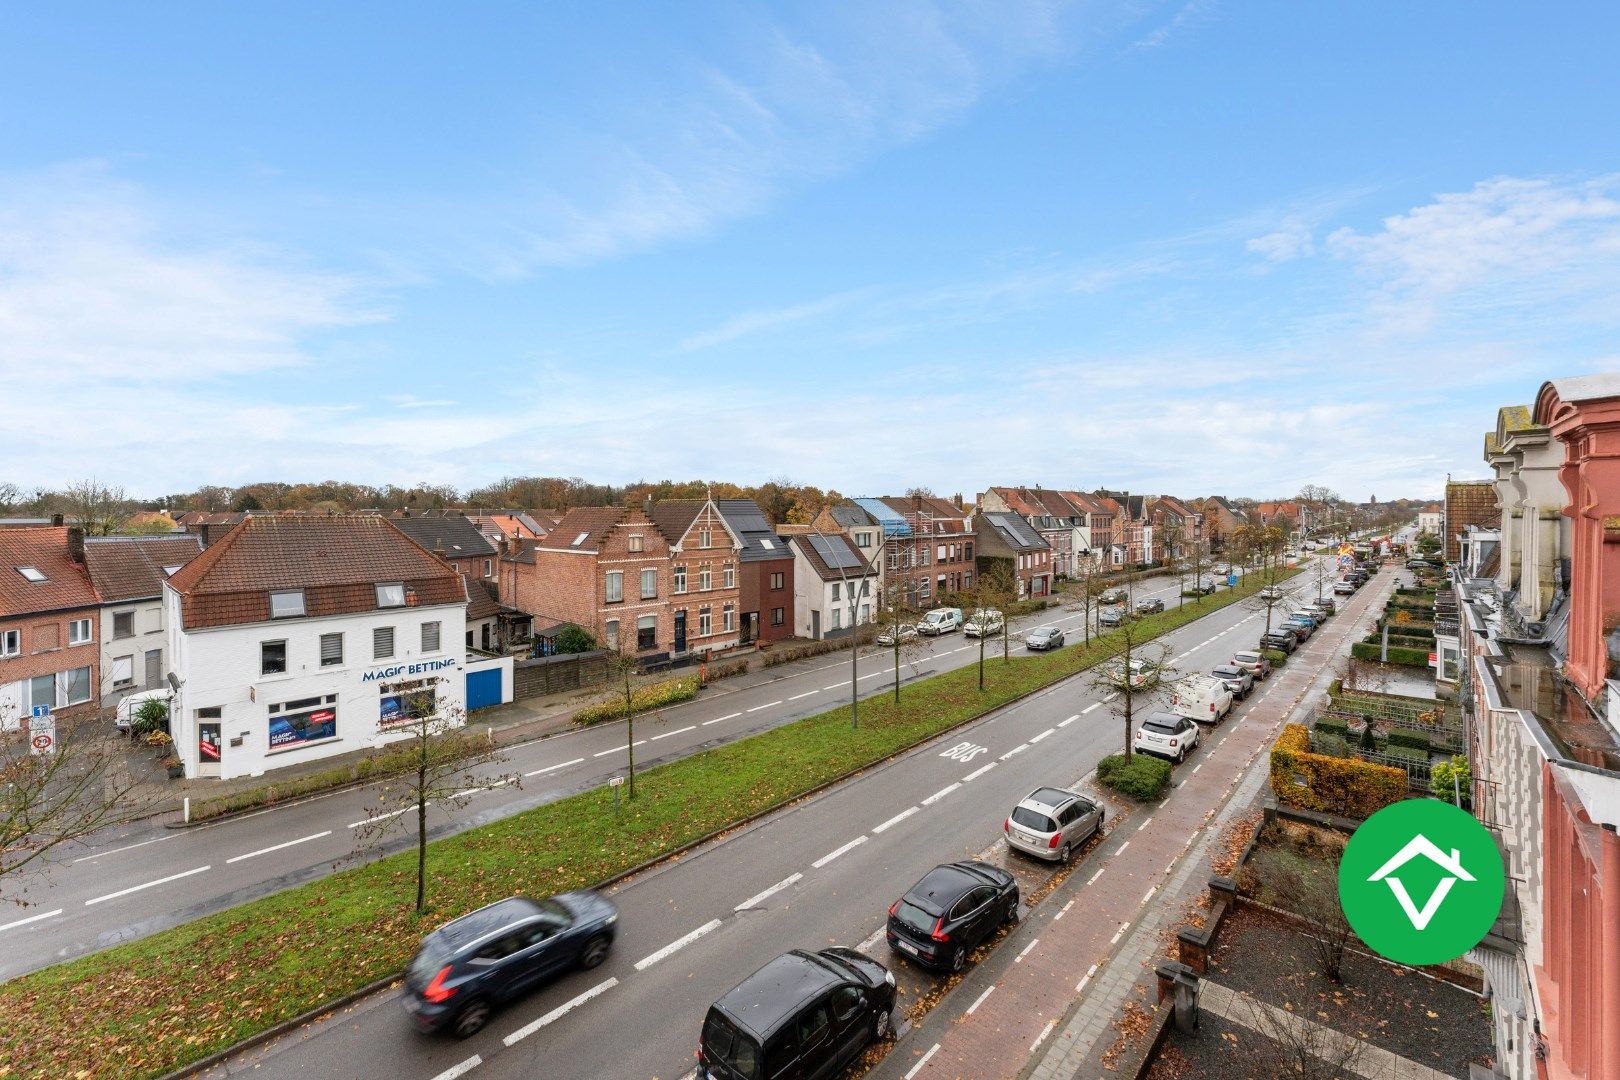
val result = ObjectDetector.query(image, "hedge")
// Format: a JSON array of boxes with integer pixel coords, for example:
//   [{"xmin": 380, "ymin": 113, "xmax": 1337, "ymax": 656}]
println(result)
[
  {"xmin": 1313, "ymin": 717, "xmax": 1350, "ymax": 739},
  {"xmin": 1097, "ymin": 753, "xmax": 1172, "ymax": 800},
  {"xmin": 761, "ymin": 628, "xmax": 878, "ymax": 668},
  {"xmin": 1270, "ymin": 724, "xmax": 1407, "ymax": 820},
  {"xmin": 573, "ymin": 676, "xmax": 700, "ymax": 725},
  {"xmin": 1381, "ymin": 744, "xmax": 1430, "ymax": 765},
  {"xmin": 1386, "ymin": 729, "xmax": 1431, "ymax": 753},
  {"xmin": 1350, "ymin": 641, "xmax": 1432, "ymax": 667}
]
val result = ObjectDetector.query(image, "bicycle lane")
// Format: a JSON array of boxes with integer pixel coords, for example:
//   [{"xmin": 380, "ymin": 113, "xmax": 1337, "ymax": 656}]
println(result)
[{"xmin": 870, "ymin": 567, "xmax": 1397, "ymax": 1080}]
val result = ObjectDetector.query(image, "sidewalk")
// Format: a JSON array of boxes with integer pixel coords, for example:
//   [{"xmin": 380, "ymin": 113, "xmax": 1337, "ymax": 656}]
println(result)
[{"xmin": 873, "ymin": 568, "xmax": 1396, "ymax": 1080}]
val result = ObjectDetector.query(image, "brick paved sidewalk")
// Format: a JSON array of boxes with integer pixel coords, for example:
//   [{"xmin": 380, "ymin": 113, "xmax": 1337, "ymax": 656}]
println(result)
[{"xmin": 872, "ymin": 568, "xmax": 1398, "ymax": 1080}]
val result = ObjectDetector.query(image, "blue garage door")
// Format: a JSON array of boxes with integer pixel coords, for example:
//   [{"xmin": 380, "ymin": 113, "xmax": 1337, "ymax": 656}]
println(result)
[{"xmin": 466, "ymin": 668, "xmax": 502, "ymax": 711}]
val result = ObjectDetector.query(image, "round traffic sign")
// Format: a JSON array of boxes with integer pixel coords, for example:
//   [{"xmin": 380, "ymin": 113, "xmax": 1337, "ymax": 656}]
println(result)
[{"xmin": 31, "ymin": 733, "xmax": 54, "ymax": 751}]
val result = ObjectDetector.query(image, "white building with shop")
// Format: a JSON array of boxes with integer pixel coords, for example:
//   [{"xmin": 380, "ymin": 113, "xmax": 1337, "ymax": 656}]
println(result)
[{"xmin": 163, "ymin": 515, "xmax": 468, "ymax": 781}]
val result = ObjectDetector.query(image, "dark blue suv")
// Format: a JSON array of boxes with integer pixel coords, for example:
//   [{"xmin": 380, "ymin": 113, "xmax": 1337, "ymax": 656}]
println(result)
[{"xmin": 403, "ymin": 892, "xmax": 617, "ymax": 1037}]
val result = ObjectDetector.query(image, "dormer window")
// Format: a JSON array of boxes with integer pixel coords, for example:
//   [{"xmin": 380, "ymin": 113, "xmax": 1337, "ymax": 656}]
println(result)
[
  {"xmin": 16, "ymin": 566, "xmax": 46, "ymax": 583},
  {"xmin": 270, "ymin": 590, "xmax": 306, "ymax": 618},
  {"xmin": 376, "ymin": 583, "xmax": 406, "ymax": 608}
]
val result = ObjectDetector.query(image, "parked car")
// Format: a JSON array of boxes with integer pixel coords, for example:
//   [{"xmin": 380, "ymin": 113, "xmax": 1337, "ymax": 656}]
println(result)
[
  {"xmin": 1405, "ymin": 558, "xmax": 1430, "ymax": 569},
  {"xmin": 1134, "ymin": 712, "xmax": 1201, "ymax": 762},
  {"xmin": 402, "ymin": 892, "xmax": 618, "ymax": 1037},
  {"xmin": 963, "ymin": 609, "xmax": 1005, "ymax": 638},
  {"xmin": 1170, "ymin": 673, "xmax": 1234, "ymax": 724},
  {"xmin": 917, "ymin": 607, "xmax": 964, "ymax": 636},
  {"xmin": 1135, "ymin": 597, "xmax": 1165, "ymax": 614},
  {"xmin": 1004, "ymin": 786, "xmax": 1103, "ymax": 862},
  {"xmin": 1098, "ymin": 607, "xmax": 1129, "ymax": 627},
  {"xmin": 1309, "ymin": 597, "xmax": 1336, "ymax": 616},
  {"xmin": 1333, "ymin": 579, "xmax": 1357, "ymax": 596},
  {"xmin": 697, "ymin": 948, "xmax": 897, "ymax": 1080},
  {"xmin": 114, "ymin": 687, "xmax": 172, "ymax": 731},
  {"xmin": 875, "ymin": 623, "xmax": 919, "ymax": 647},
  {"xmin": 1277, "ymin": 619, "xmax": 1312, "ymax": 643},
  {"xmin": 1230, "ymin": 650, "xmax": 1271, "ymax": 680},
  {"xmin": 1260, "ymin": 629, "xmax": 1298, "ymax": 654},
  {"xmin": 886, "ymin": 861, "xmax": 1019, "ymax": 972},
  {"xmin": 1024, "ymin": 625, "xmax": 1065, "ymax": 651},
  {"xmin": 1102, "ymin": 656, "xmax": 1158, "ymax": 689},
  {"xmin": 1287, "ymin": 610, "xmax": 1321, "ymax": 630},
  {"xmin": 1210, "ymin": 664, "xmax": 1254, "ymax": 699}
]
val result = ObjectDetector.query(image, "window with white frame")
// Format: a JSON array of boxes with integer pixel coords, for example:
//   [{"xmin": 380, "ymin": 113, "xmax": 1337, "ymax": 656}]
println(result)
[
  {"xmin": 938, "ymin": 544, "xmax": 946, "ymax": 562},
  {"xmin": 831, "ymin": 582, "xmax": 840, "ymax": 601},
  {"xmin": 770, "ymin": 571, "xmax": 784, "ymax": 590},
  {"xmin": 28, "ymin": 666, "xmax": 91, "ymax": 708},
  {"xmin": 699, "ymin": 567, "xmax": 712, "ymax": 591},
  {"xmin": 860, "ymin": 603, "xmax": 870, "ymax": 623},
  {"xmin": 376, "ymin": 583, "xmax": 406, "ymax": 608},
  {"xmin": 113, "ymin": 611, "xmax": 135, "ymax": 638},
  {"xmin": 605, "ymin": 570, "xmax": 623, "ymax": 603},
  {"xmin": 641, "ymin": 568, "xmax": 657, "ymax": 599},
  {"xmin": 856, "ymin": 531, "xmax": 873, "ymax": 549},
  {"xmin": 270, "ymin": 590, "xmax": 305, "ymax": 619},
  {"xmin": 483, "ymin": 558, "xmax": 493, "ymax": 577},
  {"xmin": 722, "ymin": 605, "xmax": 734, "ymax": 632},
  {"xmin": 628, "ymin": 534, "xmax": 644, "ymax": 552},
  {"xmin": 373, "ymin": 626, "xmax": 395, "ymax": 660},
  {"xmin": 699, "ymin": 608, "xmax": 712, "ymax": 636},
  {"xmin": 68, "ymin": 618, "xmax": 92, "ymax": 645},
  {"xmin": 831, "ymin": 607, "xmax": 842, "ymax": 630},
  {"xmin": 0, "ymin": 628, "xmax": 18, "ymax": 656},
  {"xmin": 636, "ymin": 615, "xmax": 656, "ymax": 650},
  {"xmin": 723, "ymin": 563, "xmax": 735, "ymax": 589},
  {"xmin": 421, "ymin": 621, "xmax": 441, "ymax": 652},
  {"xmin": 673, "ymin": 566, "xmax": 687, "ymax": 593},
  {"xmin": 320, "ymin": 632, "xmax": 343, "ymax": 667},
  {"xmin": 112, "ymin": 655, "xmax": 134, "ymax": 687},
  {"xmin": 700, "ymin": 528, "xmax": 713, "ymax": 549}
]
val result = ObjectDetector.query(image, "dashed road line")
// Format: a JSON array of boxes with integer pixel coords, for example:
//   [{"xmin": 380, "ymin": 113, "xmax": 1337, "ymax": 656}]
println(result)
[
  {"xmin": 999, "ymin": 743, "xmax": 1030, "ymax": 761},
  {"xmin": 1054, "ymin": 899, "xmax": 1075, "ymax": 921},
  {"xmin": 1030, "ymin": 1019, "xmax": 1056, "ymax": 1053},
  {"xmin": 1116, "ymin": 840, "xmax": 1131, "ymax": 855},
  {"xmin": 822, "ymin": 684, "xmax": 843, "ymax": 691},
  {"xmin": 85, "ymin": 865, "xmax": 211, "ymax": 906},
  {"xmin": 650, "ymin": 724, "xmax": 697, "ymax": 741},
  {"xmin": 1015, "ymin": 937, "xmax": 1039, "ymax": 962},
  {"xmin": 633, "ymin": 919, "xmax": 723, "ymax": 971},
  {"xmin": 1080, "ymin": 702, "xmax": 1102, "ymax": 714},
  {"xmin": 857, "ymin": 671, "xmax": 883, "ymax": 680},
  {"xmin": 735, "ymin": 873, "xmax": 803, "ymax": 912},
  {"xmin": 348, "ymin": 806, "xmax": 410, "ymax": 829},
  {"xmin": 225, "ymin": 830, "xmax": 331, "ymax": 865},
  {"xmin": 905, "ymin": 1043, "xmax": 941, "ymax": 1080},
  {"xmin": 962, "ymin": 762, "xmax": 996, "ymax": 782},
  {"xmin": 873, "ymin": 807, "xmax": 919, "ymax": 834},
  {"xmin": 1088, "ymin": 867, "xmax": 1106, "ymax": 885},
  {"xmin": 0, "ymin": 908, "xmax": 62, "ymax": 933},
  {"xmin": 430, "ymin": 1055, "xmax": 482, "ymax": 1080},
  {"xmin": 526, "ymin": 757, "xmax": 585, "ymax": 777},
  {"xmin": 1076, "ymin": 962, "xmax": 1098, "ymax": 993},
  {"xmin": 72, "ymin": 834, "xmax": 175, "ymax": 864},
  {"xmin": 966, "ymin": 985, "xmax": 996, "ymax": 1014},
  {"xmin": 703, "ymin": 712, "xmax": 742, "ymax": 726},
  {"xmin": 502, "ymin": 977, "xmax": 618, "ymax": 1046},
  {"xmin": 856, "ymin": 926, "xmax": 885, "ymax": 953},
  {"xmin": 921, "ymin": 782, "xmax": 961, "ymax": 806},
  {"xmin": 787, "ymin": 690, "xmax": 819, "ymax": 701},
  {"xmin": 1137, "ymin": 816, "xmax": 1154, "ymax": 832},
  {"xmin": 1142, "ymin": 886, "xmax": 1157, "ymax": 905},
  {"xmin": 746, "ymin": 700, "xmax": 783, "ymax": 713},
  {"xmin": 1058, "ymin": 713, "xmax": 1080, "ymax": 727},
  {"xmin": 594, "ymin": 739, "xmax": 647, "ymax": 758},
  {"xmin": 1029, "ymin": 728, "xmax": 1055, "ymax": 744},
  {"xmin": 812, "ymin": 835, "xmax": 869, "ymax": 869},
  {"xmin": 1191, "ymin": 762, "xmax": 1203, "ymax": 774},
  {"xmin": 1110, "ymin": 925, "xmax": 1126, "ymax": 945}
]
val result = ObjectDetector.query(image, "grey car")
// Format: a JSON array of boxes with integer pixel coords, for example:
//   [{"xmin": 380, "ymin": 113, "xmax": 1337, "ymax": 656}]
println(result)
[
  {"xmin": 1025, "ymin": 625, "xmax": 1064, "ymax": 651},
  {"xmin": 1005, "ymin": 786, "xmax": 1104, "ymax": 863},
  {"xmin": 1135, "ymin": 597, "xmax": 1165, "ymax": 614},
  {"xmin": 1098, "ymin": 607, "xmax": 1129, "ymax": 627},
  {"xmin": 1210, "ymin": 664, "xmax": 1254, "ymax": 699}
]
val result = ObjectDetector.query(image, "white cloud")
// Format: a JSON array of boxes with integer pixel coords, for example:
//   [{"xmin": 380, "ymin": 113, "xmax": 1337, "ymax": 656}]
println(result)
[
  {"xmin": 1134, "ymin": 0, "xmax": 1219, "ymax": 49},
  {"xmin": 1246, "ymin": 222, "xmax": 1315, "ymax": 263},
  {"xmin": 678, "ymin": 288, "xmax": 877, "ymax": 351}
]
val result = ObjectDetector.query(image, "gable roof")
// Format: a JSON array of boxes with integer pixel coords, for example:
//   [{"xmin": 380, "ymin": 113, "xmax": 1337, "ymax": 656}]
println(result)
[
  {"xmin": 791, "ymin": 533, "xmax": 876, "ymax": 582},
  {"xmin": 84, "ymin": 535, "xmax": 204, "ymax": 603},
  {"xmin": 979, "ymin": 512, "xmax": 1049, "ymax": 553},
  {"xmin": 715, "ymin": 499, "xmax": 790, "ymax": 562},
  {"xmin": 879, "ymin": 494, "xmax": 968, "ymax": 521},
  {"xmin": 166, "ymin": 514, "xmax": 465, "ymax": 630},
  {"xmin": 387, "ymin": 513, "xmax": 498, "ymax": 560},
  {"xmin": 646, "ymin": 500, "xmax": 708, "ymax": 546},
  {"xmin": 0, "ymin": 527, "xmax": 100, "ymax": 618},
  {"xmin": 540, "ymin": 506, "xmax": 630, "ymax": 555},
  {"xmin": 853, "ymin": 498, "xmax": 912, "ymax": 536},
  {"xmin": 461, "ymin": 574, "xmax": 507, "ymax": 621}
]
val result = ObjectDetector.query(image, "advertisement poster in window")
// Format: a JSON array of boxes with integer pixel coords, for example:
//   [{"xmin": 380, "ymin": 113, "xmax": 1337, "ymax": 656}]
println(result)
[
  {"xmin": 379, "ymin": 679, "xmax": 437, "ymax": 728},
  {"xmin": 269, "ymin": 705, "xmax": 337, "ymax": 749},
  {"xmin": 199, "ymin": 723, "xmax": 222, "ymax": 762}
]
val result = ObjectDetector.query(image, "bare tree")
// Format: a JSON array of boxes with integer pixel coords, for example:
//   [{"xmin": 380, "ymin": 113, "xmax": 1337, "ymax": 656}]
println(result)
[
  {"xmin": 1070, "ymin": 551, "xmax": 1107, "ymax": 645},
  {"xmin": 1183, "ymin": 535, "xmax": 1213, "ymax": 606},
  {"xmin": 1158, "ymin": 519, "xmax": 1186, "ymax": 606},
  {"xmin": 598, "ymin": 622, "xmax": 645, "ymax": 800},
  {"xmin": 2, "ymin": 707, "xmax": 142, "ymax": 909},
  {"xmin": 50, "ymin": 478, "xmax": 135, "ymax": 535},
  {"xmin": 1235, "ymin": 987, "xmax": 1369, "ymax": 1079},
  {"xmin": 1237, "ymin": 523, "xmax": 1295, "ymax": 635},
  {"xmin": 875, "ymin": 578, "xmax": 932, "ymax": 704},
  {"xmin": 0, "ymin": 482, "xmax": 20, "ymax": 513},
  {"xmin": 353, "ymin": 694, "xmax": 515, "ymax": 914},
  {"xmin": 963, "ymin": 564, "xmax": 1016, "ymax": 690},
  {"xmin": 1088, "ymin": 619, "xmax": 1175, "ymax": 761}
]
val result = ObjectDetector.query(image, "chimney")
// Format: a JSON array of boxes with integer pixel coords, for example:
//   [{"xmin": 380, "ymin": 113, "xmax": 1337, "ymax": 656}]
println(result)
[
  {"xmin": 953, "ymin": 492, "xmax": 963, "ymax": 510},
  {"xmin": 51, "ymin": 513, "xmax": 64, "ymax": 527},
  {"xmin": 68, "ymin": 526, "xmax": 85, "ymax": 563},
  {"xmin": 644, "ymin": 495, "xmax": 653, "ymax": 517}
]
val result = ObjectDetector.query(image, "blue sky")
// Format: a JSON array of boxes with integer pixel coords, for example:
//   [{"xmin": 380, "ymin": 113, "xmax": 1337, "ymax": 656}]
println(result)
[{"xmin": 4, "ymin": 1, "xmax": 1619, "ymax": 502}]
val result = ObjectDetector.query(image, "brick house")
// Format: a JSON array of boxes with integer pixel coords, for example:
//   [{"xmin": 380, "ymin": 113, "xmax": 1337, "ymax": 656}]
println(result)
[
  {"xmin": 1145, "ymin": 496, "xmax": 1201, "ymax": 564},
  {"xmin": 974, "ymin": 512, "xmax": 1053, "ymax": 599},
  {"xmin": 1094, "ymin": 492, "xmax": 1150, "ymax": 566},
  {"xmin": 83, "ymin": 534, "xmax": 203, "ymax": 704},
  {"xmin": 387, "ymin": 512, "xmax": 500, "ymax": 581},
  {"xmin": 715, "ymin": 499, "xmax": 794, "ymax": 644},
  {"xmin": 979, "ymin": 488, "xmax": 1076, "ymax": 578},
  {"xmin": 1197, "ymin": 496, "xmax": 1248, "ymax": 555},
  {"xmin": 178, "ymin": 511, "xmax": 250, "ymax": 548},
  {"xmin": 0, "ymin": 526, "xmax": 103, "ymax": 730},
  {"xmin": 648, "ymin": 498, "xmax": 744, "ymax": 655},
  {"xmin": 1444, "ymin": 480, "xmax": 1499, "ymax": 565}
]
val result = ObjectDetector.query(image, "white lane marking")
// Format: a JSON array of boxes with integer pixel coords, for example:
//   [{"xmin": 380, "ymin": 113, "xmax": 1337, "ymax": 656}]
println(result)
[
  {"xmin": 812, "ymin": 835, "xmax": 869, "ymax": 869},
  {"xmin": 1191, "ymin": 762, "xmax": 1203, "ymax": 774},
  {"xmin": 735, "ymin": 873, "xmax": 803, "ymax": 911},
  {"xmin": 225, "ymin": 830, "xmax": 332, "ymax": 865},
  {"xmin": 430, "ymin": 1055, "xmax": 482, "ymax": 1080},
  {"xmin": 703, "ymin": 712, "xmax": 742, "ymax": 726},
  {"xmin": 85, "ymin": 865, "xmax": 211, "ymax": 906},
  {"xmin": 594, "ymin": 740, "xmax": 647, "ymax": 758},
  {"xmin": 1116, "ymin": 840, "xmax": 1131, "ymax": 855},
  {"xmin": 1058, "ymin": 714, "xmax": 1079, "ymax": 728},
  {"xmin": 1015, "ymin": 937, "xmax": 1039, "ymax": 962},
  {"xmin": 1029, "ymin": 728, "xmax": 1055, "ymax": 744},
  {"xmin": 1080, "ymin": 702, "xmax": 1102, "ymax": 715},
  {"xmin": 954, "ymin": 646, "xmax": 974, "ymax": 653},
  {"xmin": 1054, "ymin": 899, "xmax": 1075, "ymax": 921},
  {"xmin": 634, "ymin": 918, "xmax": 723, "ymax": 971},
  {"xmin": 966, "ymin": 985, "xmax": 996, "ymax": 1015},
  {"xmin": 1088, "ymin": 868, "xmax": 1105, "ymax": 885},
  {"xmin": 999, "ymin": 743, "xmax": 1030, "ymax": 761},
  {"xmin": 822, "ymin": 684, "xmax": 843, "ymax": 691},
  {"xmin": 526, "ymin": 757, "xmax": 586, "ymax": 777},
  {"xmin": 1142, "ymin": 887, "xmax": 1157, "ymax": 904},
  {"xmin": 650, "ymin": 724, "xmax": 697, "ymax": 741},
  {"xmin": 787, "ymin": 690, "xmax": 819, "ymax": 701},
  {"xmin": 905, "ymin": 1044, "xmax": 941, "ymax": 1080},
  {"xmin": 503, "ymin": 976, "xmax": 618, "ymax": 1046},
  {"xmin": 1103, "ymin": 692, "xmax": 1118, "ymax": 702},
  {"xmin": 856, "ymin": 926, "xmax": 885, "ymax": 953},
  {"xmin": 873, "ymin": 807, "xmax": 919, "ymax": 834},
  {"xmin": 1030, "ymin": 1019, "xmax": 1056, "ymax": 1053},
  {"xmin": 962, "ymin": 762, "xmax": 996, "ymax": 782},
  {"xmin": 746, "ymin": 700, "xmax": 783, "ymax": 713},
  {"xmin": 1138, "ymin": 817, "xmax": 1154, "ymax": 832},
  {"xmin": 857, "ymin": 671, "xmax": 883, "ymax": 680},
  {"xmin": 1110, "ymin": 925, "xmax": 1126, "ymax": 944},
  {"xmin": 1076, "ymin": 962, "xmax": 1098, "ymax": 993},
  {"xmin": 349, "ymin": 806, "xmax": 411, "ymax": 829},
  {"xmin": 0, "ymin": 908, "xmax": 62, "ymax": 933},
  {"xmin": 921, "ymin": 783, "xmax": 961, "ymax": 806},
  {"xmin": 72, "ymin": 833, "xmax": 176, "ymax": 864}
]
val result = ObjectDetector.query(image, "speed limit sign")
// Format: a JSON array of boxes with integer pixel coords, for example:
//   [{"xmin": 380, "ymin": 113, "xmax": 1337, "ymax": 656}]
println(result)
[
  {"xmin": 28, "ymin": 709, "xmax": 56, "ymax": 756},
  {"xmin": 30, "ymin": 730, "xmax": 55, "ymax": 755}
]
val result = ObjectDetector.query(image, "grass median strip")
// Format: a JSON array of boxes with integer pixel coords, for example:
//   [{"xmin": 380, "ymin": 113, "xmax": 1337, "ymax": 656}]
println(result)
[{"xmin": 0, "ymin": 572, "xmax": 1293, "ymax": 1079}]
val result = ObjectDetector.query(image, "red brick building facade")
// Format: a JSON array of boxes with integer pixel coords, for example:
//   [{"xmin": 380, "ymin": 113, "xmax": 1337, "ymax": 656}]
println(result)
[{"xmin": 1, "ymin": 527, "xmax": 103, "ymax": 728}]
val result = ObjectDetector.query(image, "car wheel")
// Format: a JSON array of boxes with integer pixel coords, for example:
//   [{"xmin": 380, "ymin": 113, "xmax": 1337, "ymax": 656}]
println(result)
[
  {"xmin": 452, "ymin": 998, "xmax": 491, "ymax": 1039},
  {"xmin": 1057, "ymin": 842, "xmax": 1072, "ymax": 864},
  {"xmin": 579, "ymin": 934, "xmax": 611, "ymax": 970},
  {"xmin": 1175, "ymin": 746, "xmax": 1185, "ymax": 764},
  {"xmin": 872, "ymin": 1008, "xmax": 891, "ymax": 1041},
  {"xmin": 1005, "ymin": 894, "xmax": 1022, "ymax": 922},
  {"xmin": 950, "ymin": 946, "xmax": 967, "ymax": 973}
]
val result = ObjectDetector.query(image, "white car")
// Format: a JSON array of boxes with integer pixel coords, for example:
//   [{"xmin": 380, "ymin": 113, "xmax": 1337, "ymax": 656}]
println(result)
[
  {"xmin": 115, "ymin": 688, "xmax": 172, "ymax": 731},
  {"xmin": 1170, "ymin": 673, "xmax": 1234, "ymax": 724},
  {"xmin": 1333, "ymin": 579, "xmax": 1356, "ymax": 595},
  {"xmin": 963, "ymin": 609, "xmax": 1005, "ymax": 638},
  {"xmin": 1134, "ymin": 712, "xmax": 1200, "ymax": 763},
  {"xmin": 1102, "ymin": 657, "xmax": 1159, "ymax": 690},
  {"xmin": 876, "ymin": 624, "xmax": 918, "ymax": 646}
]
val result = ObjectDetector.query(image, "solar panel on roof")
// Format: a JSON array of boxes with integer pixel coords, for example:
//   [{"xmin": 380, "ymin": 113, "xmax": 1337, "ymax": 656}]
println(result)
[{"xmin": 808, "ymin": 534, "xmax": 862, "ymax": 570}]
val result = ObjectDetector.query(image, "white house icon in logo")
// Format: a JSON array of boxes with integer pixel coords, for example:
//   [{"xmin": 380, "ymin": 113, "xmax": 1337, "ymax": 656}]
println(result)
[{"xmin": 1367, "ymin": 834, "xmax": 1475, "ymax": 931}]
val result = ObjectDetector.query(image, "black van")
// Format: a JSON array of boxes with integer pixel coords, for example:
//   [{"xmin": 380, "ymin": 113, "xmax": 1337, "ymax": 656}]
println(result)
[{"xmin": 697, "ymin": 948, "xmax": 896, "ymax": 1080}]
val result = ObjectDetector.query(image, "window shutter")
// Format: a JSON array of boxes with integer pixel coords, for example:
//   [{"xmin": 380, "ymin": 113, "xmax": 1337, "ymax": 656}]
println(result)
[
  {"xmin": 374, "ymin": 626, "xmax": 395, "ymax": 659},
  {"xmin": 320, "ymin": 633, "xmax": 343, "ymax": 666},
  {"xmin": 422, "ymin": 621, "xmax": 441, "ymax": 652}
]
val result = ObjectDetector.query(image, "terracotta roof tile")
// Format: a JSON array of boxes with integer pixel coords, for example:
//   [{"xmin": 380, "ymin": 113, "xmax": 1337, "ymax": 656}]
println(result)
[
  {"xmin": 541, "ymin": 506, "xmax": 630, "ymax": 554},
  {"xmin": 0, "ymin": 528, "xmax": 100, "ymax": 617},
  {"xmin": 84, "ymin": 536, "xmax": 203, "ymax": 602}
]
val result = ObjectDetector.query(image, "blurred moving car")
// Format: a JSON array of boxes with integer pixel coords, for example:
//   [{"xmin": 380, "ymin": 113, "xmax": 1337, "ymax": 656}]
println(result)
[{"xmin": 1135, "ymin": 597, "xmax": 1165, "ymax": 614}]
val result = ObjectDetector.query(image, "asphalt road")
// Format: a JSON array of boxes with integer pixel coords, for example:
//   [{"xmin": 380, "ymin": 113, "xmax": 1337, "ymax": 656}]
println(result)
[
  {"xmin": 0, "ymin": 569, "xmax": 1238, "ymax": 981},
  {"xmin": 189, "ymin": 558, "xmax": 1334, "ymax": 1080}
]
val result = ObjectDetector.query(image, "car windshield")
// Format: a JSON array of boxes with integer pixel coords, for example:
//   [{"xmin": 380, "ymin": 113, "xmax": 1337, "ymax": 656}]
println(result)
[
  {"xmin": 1143, "ymin": 721, "xmax": 1177, "ymax": 735},
  {"xmin": 1012, "ymin": 807, "xmax": 1057, "ymax": 832},
  {"xmin": 703, "ymin": 1010, "xmax": 760, "ymax": 1080},
  {"xmin": 894, "ymin": 898, "xmax": 937, "ymax": 934},
  {"xmin": 1212, "ymin": 667, "xmax": 1241, "ymax": 678}
]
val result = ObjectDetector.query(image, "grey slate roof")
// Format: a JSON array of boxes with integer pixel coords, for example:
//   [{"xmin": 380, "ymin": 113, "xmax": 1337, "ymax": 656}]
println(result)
[
  {"xmin": 388, "ymin": 513, "xmax": 498, "ymax": 559},
  {"xmin": 980, "ymin": 512, "xmax": 1049, "ymax": 553},
  {"xmin": 715, "ymin": 499, "xmax": 790, "ymax": 562}
]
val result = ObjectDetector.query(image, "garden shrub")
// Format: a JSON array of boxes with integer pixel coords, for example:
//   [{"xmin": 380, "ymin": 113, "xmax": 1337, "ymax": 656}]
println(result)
[
  {"xmin": 1097, "ymin": 753, "xmax": 1171, "ymax": 800},
  {"xmin": 1350, "ymin": 641, "xmax": 1432, "ymax": 667},
  {"xmin": 1315, "ymin": 734, "xmax": 1350, "ymax": 758},
  {"xmin": 573, "ymin": 676, "xmax": 700, "ymax": 725},
  {"xmin": 1270, "ymin": 724, "xmax": 1407, "ymax": 820},
  {"xmin": 1380, "ymin": 744, "xmax": 1429, "ymax": 765},
  {"xmin": 1431, "ymin": 755, "xmax": 1472, "ymax": 802},
  {"xmin": 1386, "ymin": 728, "xmax": 1431, "ymax": 753},
  {"xmin": 1313, "ymin": 717, "xmax": 1349, "ymax": 739},
  {"xmin": 131, "ymin": 698, "xmax": 170, "ymax": 737}
]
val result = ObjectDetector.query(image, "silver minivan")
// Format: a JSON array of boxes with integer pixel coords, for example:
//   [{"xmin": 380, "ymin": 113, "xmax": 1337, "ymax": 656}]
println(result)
[{"xmin": 1004, "ymin": 786, "xmax": 1103, "ymax": 862}]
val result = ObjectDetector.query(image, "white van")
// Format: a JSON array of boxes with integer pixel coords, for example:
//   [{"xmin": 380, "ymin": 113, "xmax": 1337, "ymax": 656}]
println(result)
[
  {"xmin": 917, "ymin": 607, "xmax": 964, "ymax": 636},
  {"xmin": 115, "ymin": 688, "xmax": 172, "ymax": 732},
  {"xmin": 1170, "ymin": 673, "xmax": 1234, "ymax": 724}
]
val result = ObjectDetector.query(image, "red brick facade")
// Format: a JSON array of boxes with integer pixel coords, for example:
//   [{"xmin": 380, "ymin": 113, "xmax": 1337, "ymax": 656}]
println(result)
[{"xmin": 0, "ymin": 527, "xmax": 103, "ymax": 726}]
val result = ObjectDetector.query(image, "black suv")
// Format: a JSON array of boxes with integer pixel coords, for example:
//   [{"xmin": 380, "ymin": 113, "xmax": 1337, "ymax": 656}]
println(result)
[
  {"xmin": 1260, "ymin": 629, "xmax": 1298, "ymax": 654},
  {"xmin": 886, "ymin": 861, "xmax": 1019, "ymax": 972},
  {"xmin": 697, "ymin": 948, "xmax": 896, "ymax": 1080},
  {"xmin": 403, "ymin": 892, "xmax": 617, "ymax": 1037}
]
